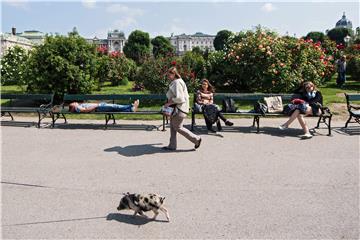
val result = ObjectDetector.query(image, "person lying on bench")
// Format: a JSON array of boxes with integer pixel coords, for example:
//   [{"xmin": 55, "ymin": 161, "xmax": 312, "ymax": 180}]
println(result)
[
  {"xmin": 68, "ymin": 100, "xmax": 139, "ymax": 113},
  {"xmin": 279, "ymin": 81, "xmax": 322, "ymax": 139},
  {"xmin": 195, "ymin": 78, "xmax": 233, "ymax": 133}
]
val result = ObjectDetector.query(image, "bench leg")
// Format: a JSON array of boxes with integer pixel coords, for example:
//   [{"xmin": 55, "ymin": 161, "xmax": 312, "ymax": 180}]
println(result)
[
  {"xmin": 327, "ymin": 115, "xmax": 332, "ymax": 136},
  {"xmin": 254, "ymin": 116, "xmax": 260, "ymax": 133},
  {"xmin": 345, "ymin": 115, "xmax": 352, "ymax": 128},
  {"xmin": 191, "ymin": 112, "xmax": 195, "ymax": 131},
  {"xmin": 37, "ymin": 111, "xmax": 42, "ymax": 128},
  {"xmin": 105, "ymin": 114, "xmax": 110, "ymax": 129},
  {"xmin": 162, "ymin": 115, "xmax": 166, "ymax": 131},
  {"xmin": 316, "ymin": 115, "xmax": 322, "ymax": 129},
  {"xmin": 1, "ymin": 112, "xmax": 14, "ymax": 120}
]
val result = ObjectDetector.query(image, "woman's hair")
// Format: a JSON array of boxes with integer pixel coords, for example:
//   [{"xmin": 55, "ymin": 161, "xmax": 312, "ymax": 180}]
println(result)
[
  {"xmin": 200, "ymin": 78, "xmax": 215, "ymax": 93},
  {"xmin": 302, "ymin": 81, "xmax": 317, "ymax": 91},
  {"xmin": 168, "ymin": 66, "xmax": 182, "ymax": 79}
]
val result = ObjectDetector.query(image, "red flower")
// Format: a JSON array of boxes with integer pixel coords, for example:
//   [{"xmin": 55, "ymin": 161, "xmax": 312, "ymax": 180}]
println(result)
[{"xmin": 171, "ymin": 61, "xmax": 177, "ymax": 66}]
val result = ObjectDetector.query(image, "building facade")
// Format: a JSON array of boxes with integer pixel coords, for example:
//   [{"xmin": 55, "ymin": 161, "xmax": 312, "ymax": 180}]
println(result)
[
  {"xmin": 1, "ymin": 28, "xmax": 45, "ymax": 56},
  {"xmin": 87, "ymin": 29, "xmax": 126, "ymax": 53},
  {"xmin": 0, "ymin": 33, "xmax": 34, "ymax": 56},
  {"xmin": 169, "ymin": 32, "xmax": 215, "ymax": 55}
]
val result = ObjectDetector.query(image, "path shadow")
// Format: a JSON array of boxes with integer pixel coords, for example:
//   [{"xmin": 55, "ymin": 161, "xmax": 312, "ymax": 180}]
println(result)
[
  {"xmin": 191, "ymin": 124, "xmax": 303, "ymax": 138},
  {"xmin": 333, "ymin": 126, "xmax": 360, "ymax": 136},
  {"xmin": 54, "ymin": 123, "xmax": 162, "ymax": 131},
  {"xmin": 1, "ymin": 120, "xmax": 36, "ymax": 128},
  {"xmin": 104, "ymin": 143, "xmax": 195, "ymax": 157},
  {"xmin": 106, "ymin": 213, "xmax": 168, "ymax": 226},
  {"xmin": 2, "ymin": 216, "xmax": 106, "ymax": 226}
]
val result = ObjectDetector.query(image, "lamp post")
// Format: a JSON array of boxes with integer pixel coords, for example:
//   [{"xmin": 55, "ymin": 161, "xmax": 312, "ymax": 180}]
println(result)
[{"xmin": 344, "ymin": 35, "xmax": 351, "ymax": 47}]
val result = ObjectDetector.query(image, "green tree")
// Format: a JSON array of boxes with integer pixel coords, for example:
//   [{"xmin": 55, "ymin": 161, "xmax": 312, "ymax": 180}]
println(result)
[
  {"xmin": 305, "ymin": 31, "xmax": 325, "ymax": 42},
  {"xmin": 0, "ymin": 46, "xmax": 29, "ymax": 85},
  {"xmin": 214, "ymin": 30, "xmax": 232, "ymax": 51},
  {"xmin": 24, "ymin": 33, "xmax": 98, "ymax": 102},
  {"xmin": 327, "ymin": 27, "xmax": 352, "ymax": 44},
  {"xmin": 151, "ymin": 36, "xmax": 174, "ymax": 58},
  {"xmin": 123, "ymin": 30, "xmax": 151, "ymax": 64}
]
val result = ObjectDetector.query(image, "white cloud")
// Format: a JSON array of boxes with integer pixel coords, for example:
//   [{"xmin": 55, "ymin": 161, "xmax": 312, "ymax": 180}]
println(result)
[
  {"xmin": 82, "ymin": 0, "xmax": 96, "ymax": 9},
  {"xmin": 3, "ymin": 0, "xmax": 29, "ymax": 10},
  {"xmin": 261, "ymin": 3, "xmax": 277, "ymax": 13},
  {"xmin": 106, "ymin": 4, "xmax": 143, "ymax": 16},
  {"xmin": 113, "ymin": 17, "xmax": 137, "ymax": 30}
]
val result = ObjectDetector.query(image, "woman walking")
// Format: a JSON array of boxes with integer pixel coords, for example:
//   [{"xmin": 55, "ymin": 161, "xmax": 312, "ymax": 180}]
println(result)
[{"xmin": 163, "ymin": 67, "xmax": 202, "ymax": 150}]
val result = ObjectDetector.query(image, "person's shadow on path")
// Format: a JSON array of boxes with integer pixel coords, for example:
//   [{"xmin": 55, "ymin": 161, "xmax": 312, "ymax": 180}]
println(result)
[
  {"xmin": 106, "ymin": 213, "xmax": 168, "ymax": 225},
  {"xmin": 104, "ymin": 143, "xmax": 195, "ymax": 157}
]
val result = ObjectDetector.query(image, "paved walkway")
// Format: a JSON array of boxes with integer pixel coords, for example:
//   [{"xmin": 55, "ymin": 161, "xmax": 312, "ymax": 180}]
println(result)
[{"xmin": 1, "ymin": 117, "xmax": 359, "ymax": 239}]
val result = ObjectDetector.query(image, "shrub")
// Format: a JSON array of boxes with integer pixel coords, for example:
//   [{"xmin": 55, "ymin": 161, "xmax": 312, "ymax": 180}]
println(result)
[
  {"xmin": 347, "ymin": 55, "xmax": 360, "ymax": 81},
  {"xmin": 135, "ymin": 55, "xmax": 199, "ymax": 94},
  {"xmin": 218, "ymin": 28, "xmax": 335, "ymax": 92},
  {"xmin": 0, "ymin": 46, "xmax": 29, "ymax": 85},
  {"xmin": 23, "ymin": 34, "xmax": 98, "ymax": 102}
]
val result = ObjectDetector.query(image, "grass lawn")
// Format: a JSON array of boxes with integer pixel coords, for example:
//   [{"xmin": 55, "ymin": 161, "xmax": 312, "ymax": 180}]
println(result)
[{"xmin": 1, "ymin": 76, "xmax": 359, "ymax": 120}]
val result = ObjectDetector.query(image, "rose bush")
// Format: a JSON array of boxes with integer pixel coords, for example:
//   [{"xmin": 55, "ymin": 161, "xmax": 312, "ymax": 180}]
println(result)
[
  {"xmin": 212, "ymin": 29, "xmax": 336, "ymax": 92},
  {"xmin": 135, "ymin": 54, "xmax": 199, "ymax": 93}
]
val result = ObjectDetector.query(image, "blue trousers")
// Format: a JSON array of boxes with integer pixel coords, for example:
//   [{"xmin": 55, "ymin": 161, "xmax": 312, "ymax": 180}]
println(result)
[
  {"xmin": 337, "ymin": 72, "xmax": 346, "ymax": 86},
  {"xmin": 96, "ymin": 103, "xmax": 133, "ymax": 112}
]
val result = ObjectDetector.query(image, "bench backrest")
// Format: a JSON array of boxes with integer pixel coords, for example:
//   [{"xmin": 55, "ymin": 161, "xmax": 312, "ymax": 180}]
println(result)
[
  {"xmin": 213, "ymin": 93, "xmax": 293, "ymax": 102},
  {"xmin": 345, "ymin": 93, "xmax": 360, "ymax": 102},
  {"xmin": 63, "ymin": 94, "xmax": 167, "ymax": 102},
  {"xmin": 1, "ymin": 94, "xmax": 54, "ymax": 107}
]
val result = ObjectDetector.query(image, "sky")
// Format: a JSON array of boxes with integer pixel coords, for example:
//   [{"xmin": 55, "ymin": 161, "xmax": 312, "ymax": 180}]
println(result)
[{"xmin": 1, "ymin": 0, "xmax": 359, "ymax": 39}]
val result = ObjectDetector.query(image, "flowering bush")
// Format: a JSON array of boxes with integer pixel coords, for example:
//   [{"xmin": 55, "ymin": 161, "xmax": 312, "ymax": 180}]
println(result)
[
  {"xmin": 0, "ymin": 46, "xmax": 29, "ymax": 85},
  {"xmin": 217, "ymin": 29, "xmax": 336, "ymax": 92},
  {"xmin": 347, "ymin": 54, "xmax": 360, "ymax": 81},
  {"xmin": 135, "ymin": 54, "xmax": 199, "ymax": 93},
  {"xmin": 95, "ymin": 50, "xmax": 137, "ymax": 88}
]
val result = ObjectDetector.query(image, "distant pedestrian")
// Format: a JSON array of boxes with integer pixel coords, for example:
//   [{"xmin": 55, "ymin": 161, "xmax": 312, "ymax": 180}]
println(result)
[
  {"xmin": 163, "ymin": 66, "xmax": 201, "ymax": 150},
  {"xmin": 336, "ymin": 55, "xmax": 346, "ymax": 88}
]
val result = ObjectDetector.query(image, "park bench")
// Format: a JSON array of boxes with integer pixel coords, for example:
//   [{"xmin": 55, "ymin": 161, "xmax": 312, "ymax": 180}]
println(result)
[
  {"xmin": 51, "ymin": 94, "xmax": 167, "ymax": 130},
  {"xmin": 344, "ymin": 93, "xmax": 360, "ymax": 128},
  {"xmin": 191, "ymin": 93, "xmax": 333, "ymax": 136},
  {"xmin": 1, "ymin": 93, "xmax": 54, "ymax": 128}
]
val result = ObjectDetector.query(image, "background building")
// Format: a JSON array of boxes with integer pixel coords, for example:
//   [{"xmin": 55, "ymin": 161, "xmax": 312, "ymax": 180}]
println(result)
[
  {"xmin": 335, "ymin": 12, "xmax": 353, "ymax": 29},
  {"xmin": 87, "ymin": 29, "xmax": 126, "ymax": 53},
  {"xmin": 0, "ymin": 28, "xmax": 35, "ymax": 56},
  {"xmin": 169, "ymin": 32, "xmax": 215, "ymax": 55}
]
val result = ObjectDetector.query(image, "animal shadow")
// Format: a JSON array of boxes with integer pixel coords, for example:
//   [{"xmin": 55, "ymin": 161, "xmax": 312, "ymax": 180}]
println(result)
[{"xmin": 106, "ymin": 213, "xmax": 168, "ymax": 225}]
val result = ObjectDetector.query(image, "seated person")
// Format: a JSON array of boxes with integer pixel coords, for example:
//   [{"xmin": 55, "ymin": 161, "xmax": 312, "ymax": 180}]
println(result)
[
  {"xmin": 279, "ymin": 81, "xmax": 322, "ymax": 139},
  {"xmin": 68, "ymin": 100, "xmax": 139, "ymax": 113},
  {"xmin": 196, "ymin": 79, "xmax": 233, "ymax": 132}
]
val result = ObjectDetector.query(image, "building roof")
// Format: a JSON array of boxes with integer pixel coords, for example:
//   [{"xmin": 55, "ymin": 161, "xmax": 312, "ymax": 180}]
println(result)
[{"xmin": 336, "ymin": 12, "xmax": 353, "ymax": 29}]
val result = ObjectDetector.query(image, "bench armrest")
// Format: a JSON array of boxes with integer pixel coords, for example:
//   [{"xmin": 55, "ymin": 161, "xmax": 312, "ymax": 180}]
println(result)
[
  {"xmin": 39, "ymin": 103, "xmax": 52, "ymax": 111},
  {"xmin": 51, "ymin": 104, "xmax": 65, "ymax": 112},
  {"xmin": 349, "ymin": 105, "xmax": 360, "ymax": 110},
  {"xmin": 320, "ymin": 106, "xmax": 332, "ymax": 115}
]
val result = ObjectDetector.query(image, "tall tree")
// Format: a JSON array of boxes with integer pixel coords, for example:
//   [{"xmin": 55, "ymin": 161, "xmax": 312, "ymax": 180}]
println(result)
[
  {"xmin": 151, "ymin": 36, "xmax": 174, "ymax": 58},
  {"xmin": 123, "ymin": 30, "xmax": 151, "ymax": 64},
  {"xmin": 213, "ymin": 30, "xmax": 232, "ymax": 51},
  {"xmin": 305, "ymin": 31, "xmax": 325, "ymax": 42},
  {"xmin": 327, "ymin": 27, "xmax": 352, "ymax": 44}
]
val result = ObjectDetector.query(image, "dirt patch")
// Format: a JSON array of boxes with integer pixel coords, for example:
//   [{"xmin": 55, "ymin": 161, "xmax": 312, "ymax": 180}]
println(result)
[{"xmin": 329, "ymin": 103, "xmax": 349, "ymax": 121}]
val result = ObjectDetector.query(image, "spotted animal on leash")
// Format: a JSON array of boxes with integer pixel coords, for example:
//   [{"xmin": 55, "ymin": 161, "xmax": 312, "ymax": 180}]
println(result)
[{"xmin": 117, "ymin": 192, "xmax": 170, "ymax": 221}]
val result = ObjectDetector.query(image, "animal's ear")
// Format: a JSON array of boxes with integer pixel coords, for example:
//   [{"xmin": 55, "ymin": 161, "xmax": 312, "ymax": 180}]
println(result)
[{"xmin": 160, "ymin": 197, "xmax": 165, "ymax": 203}]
